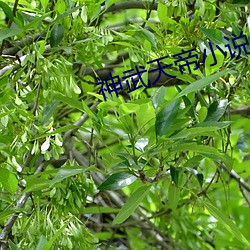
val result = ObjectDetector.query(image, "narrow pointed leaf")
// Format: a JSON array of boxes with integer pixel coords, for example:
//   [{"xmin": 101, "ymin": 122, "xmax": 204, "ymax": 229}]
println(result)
[
  {"xmin": 0, "ymin": 2, "xmax": 14, "ymax": 21},
  {"xmin": 0, "ymin": 168, "xmax": 18, "ymax": 194},
  {"xmin": 168, "ymin": 183, "xmax": 180, "ymax": 210},
  {"xmin": 155, "ymin": 98, "xmax": 179, "ymax": 137},
  {"xmin": 203, "ymin": 201, "xmax": 250, "ymax": 248},
  {"xmin": 205, "ymin": 99, "xmax": 228, "ymax": 122},
  {"xmin": 176, "ymin": 70, "xmax": 230, "ymax": 98},
  {"xmin": 98, "ymin": 172, "xmax": 137, "ymax": 191},
  {"xmin": 113, "ymin": 185, "xmax": 151, "ymax": 224},
  {"xmin": 50, "ymin": 24, "xmax": 64, "ymax": 47}
]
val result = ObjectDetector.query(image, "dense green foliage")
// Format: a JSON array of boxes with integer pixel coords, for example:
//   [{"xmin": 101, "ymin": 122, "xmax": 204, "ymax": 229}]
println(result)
[{"xmin": 0, "ymin": 0, "xmax": 250, "ymax": 249}]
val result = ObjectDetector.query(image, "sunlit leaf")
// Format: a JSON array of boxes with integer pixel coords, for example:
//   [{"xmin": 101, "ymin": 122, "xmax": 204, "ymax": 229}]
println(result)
[
  {"xmin": 157, "ymin": 2, "xmax": 168, "ymax": 24},
  {"xmin": 42, "ymin": 223, "xmax": 69, "ymax": 250},
  {"xmin": 51, "ymin": 166, "xmax": 86, "ymax": 186},
  {"xmin": 0, "ymin": 168, "xmax": 18, "ymax": 194},
  {"xmin": 151, "ymin": 86, "xmax": 166, "ymax": 111},
  {"xmin": 98, "ymin": 172, "xmax": 137, "ymax": 191}
]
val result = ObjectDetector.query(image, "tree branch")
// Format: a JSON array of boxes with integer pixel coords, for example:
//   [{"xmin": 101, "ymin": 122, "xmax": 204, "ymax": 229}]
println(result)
[
  {"xmin": 0, "ymin": 45, "xmax": 50, "ymax": 78},
  {"xmin": 2, "ymin": 32, "xmax": 46, "ymax": 56},
  {"xmin": 219, "ymin": 163, "xmax": 250, "ymax": 193}
]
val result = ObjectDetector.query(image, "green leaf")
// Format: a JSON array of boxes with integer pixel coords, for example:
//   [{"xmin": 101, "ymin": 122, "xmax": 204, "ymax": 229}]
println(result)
[
  {"xmin": 51, "ymin": 166, "xmax": 86, "ymax": 186},
  {"xmin": 0, "ymin": 26, "xmax": 23, "ymax": 42},
  {"xmin": 80, "ymin": 206, "xmax": 120, "ymax": 214},
  {"xmin": 170, "ymin": 126, "xmax": 222, "ymax": 139},
  {"xmin": 151, "ymin": 86, "xmax": 166, "ymax": 111},
  {"xmin": 137, "ymin": 27, "xmax": 157, "ymax": 48},
  {"xmin": 24, "ymin": 177, "xmax": 51, "ymax": 192},
  {"xmin": 168, "ymin": 182, "xmax": 180, "ymax": 210},
  {"xmin": 119, "ymin": 103, "xmax": 140, "ymax": 115},
  {"xmin": 185, "ymin": 167, "xmax": 204, "ymax": 187},
  {"xmin": 203, "ymin": 201, "xmax": 250, "ymax": 248},
  {"xmin": 179, "ymin": 92, "xmax": 196, "ymax": 119},
  {"xmin": 9, "ymin": 241, "xmax": 21, "ymax": 250},
  {"xmin": 24, "ymin": 12, "xmax": 52, "ymax": 30},
  {"xmin": 50, "ymin": 24, "xmax": 64, "ymax": 47},
  {"xmin": 0, "ymin": 168, "xmax": 18, "ymax": 194},
  {"xmin": 98, "ymin": 172, "xmax": 137, "ymax": 191},
  {"xmin": 170, "ymin": 166, "xmax": 180, "ymax": 186},
  {"xmin": 155, "ymin": 98, "xmax": 179, "ymax": 137},
  {"xmin": 0, "ymin": 209, "xmax": 23, "ymax": 223},
  {"xmin": 199, "ymin": 28, "xmax": 224, "ymax": 47},
  {"xmin": 205, "ymin": 50, "xmax": 224, "ymax": 75},
  {"xmin": 176, "ymin": 70, "xmax": 230, "ymax": 98},
  {"xmin": 54, "ymin": 5, "xmax": 83, "ymax": 23},
  {"xmin": 105, "ymin": 0, "xmax": 117, "ymax": 9},
  {"xmin": 53, "ymin": 92, "xmax": 84, "ymax": 112},
  {"xmin": 170, "ymin": 143, "xmax": 229, "ymax": 165},
  {"xmin": 36, "ymin": 236, "xmax": 48, "ymax": 250},
  {"xmin": 0, "ymin": 1, "xmax": 14, "ymax": 21},
  {"xmin": 34, "ymin": 125, "xmax": 79, "ymax": 140},
  {"xmin": 205, "ymin": 99, "xmax": 228, "ymax": 122},
  {"xmin": 42, "ymin": 223, "xmax": 69, "ymax": 250},
  {"xmin": 41, "ymin": 101, "xmax": 60, "ymax": 125},
  {"xmin": 183, "ymin": 155, "xmax": 203, "ymax": 168},
  {"xmin": 40, "ymin": 0, "xmax": 49, "ymax": 9},
  {"xmin": 194, "ymin": 121, "xmax": 231, "ymax": 129},
  {"xmin": 112, "ymin": 185, "xmax": 151, "ymax": 224},
  {"xmin": 198, "ymin": 106, "xmax": 208, "ymax": 122},
  {"xmin": 157, "ymin": 2, "xmax": 168, "ymax": 24}
]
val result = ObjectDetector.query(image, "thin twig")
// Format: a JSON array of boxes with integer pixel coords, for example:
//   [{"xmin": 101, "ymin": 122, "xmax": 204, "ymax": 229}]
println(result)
[
  {"xmin": 239, "ymin": 184, "xmax": 250, "ymax": 206},
  {"xmin": 141, "ymin": 0, "xmax": 156, "ymax": 28},
  {"xmin": 63, "ymin": 102, "xmax": 99, "ymax": 141},
  {"xmin": 32, "ymin": 80, "xmax": 42, "ymax": 115}
]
